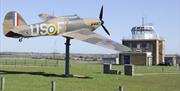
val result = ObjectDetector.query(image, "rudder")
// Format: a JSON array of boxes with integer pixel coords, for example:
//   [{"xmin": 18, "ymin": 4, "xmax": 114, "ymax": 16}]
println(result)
[{"xmin": 3, "ymin": 11, "xmax": 27, "ymax": 36}]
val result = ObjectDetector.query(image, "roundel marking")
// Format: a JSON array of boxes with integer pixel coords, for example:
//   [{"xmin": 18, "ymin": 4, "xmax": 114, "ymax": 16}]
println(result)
[{"xmin": 47, "ymin": 24, "xmax": 57, "ymax": 35}]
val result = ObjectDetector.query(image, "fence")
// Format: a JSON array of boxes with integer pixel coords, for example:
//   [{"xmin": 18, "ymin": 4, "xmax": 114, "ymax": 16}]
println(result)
[{"xmin": 0, "ymin": 58, "xmax": 61, "ymax": 67}]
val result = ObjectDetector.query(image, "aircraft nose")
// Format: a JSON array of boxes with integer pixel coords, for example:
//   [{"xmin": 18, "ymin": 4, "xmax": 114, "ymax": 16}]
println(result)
[{"xmin": 83, "ymin": 18, "xmax": 101, "ymax": 26}]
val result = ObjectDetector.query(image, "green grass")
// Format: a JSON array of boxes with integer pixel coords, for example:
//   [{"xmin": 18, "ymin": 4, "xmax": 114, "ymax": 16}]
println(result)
[{"xmin": 0, "ymin": 58, "xmax": 179, "ymax": 91}]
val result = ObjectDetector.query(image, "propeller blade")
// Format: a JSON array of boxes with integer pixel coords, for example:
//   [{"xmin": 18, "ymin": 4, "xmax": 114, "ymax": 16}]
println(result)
[
  {"xmin": 99, "ymin": 6, "xmax": 103, "ymax": 20},
  {"xmin": 99, "ymin": 5, "xmax": 110, "ymax": 36},
  {"xmin": 102, "ymin": 24, "xmax": 110, "ymax": 35}
]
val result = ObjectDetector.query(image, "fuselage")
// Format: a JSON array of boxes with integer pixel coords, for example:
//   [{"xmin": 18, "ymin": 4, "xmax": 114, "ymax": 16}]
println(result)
[{"xmin": 8, "ymin": 15, "xmax": 101, "ymax": 38}]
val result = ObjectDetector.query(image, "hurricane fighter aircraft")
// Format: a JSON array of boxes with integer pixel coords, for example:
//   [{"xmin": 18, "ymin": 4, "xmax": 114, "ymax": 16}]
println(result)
[{"xmin": 3, "ymin": 6, "xmax": 131, "ymax": 52}]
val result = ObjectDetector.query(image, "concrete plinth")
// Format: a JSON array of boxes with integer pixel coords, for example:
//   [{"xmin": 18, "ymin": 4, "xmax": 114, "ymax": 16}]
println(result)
[
  {"xmin": 103, "ymin": 64, "xmax": 112, "ymax": 74},
  {"xmin": 124, "ymin": 64, "xmax": 134, "ymax": 76},
  {"xmin": 109, "ymin": 70, "xmax": 118, "ymax": 74}
]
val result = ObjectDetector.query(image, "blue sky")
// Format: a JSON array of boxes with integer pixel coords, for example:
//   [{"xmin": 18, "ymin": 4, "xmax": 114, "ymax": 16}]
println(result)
[{"xmin": 0, "ymin": 0, "xmax": 179, "ymax": 54}]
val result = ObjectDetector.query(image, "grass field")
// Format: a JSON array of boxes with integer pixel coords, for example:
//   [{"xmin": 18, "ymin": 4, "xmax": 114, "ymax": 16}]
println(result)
[{"xmin": 0, "ymin": 58, "xmax": 179, "ymax": 91}]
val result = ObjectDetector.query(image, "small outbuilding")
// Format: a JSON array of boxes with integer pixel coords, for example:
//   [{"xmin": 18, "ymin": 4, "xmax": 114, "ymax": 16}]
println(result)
[{"xmin": 165, "ymin": 54, "xmax": 180, "ymax": 66}]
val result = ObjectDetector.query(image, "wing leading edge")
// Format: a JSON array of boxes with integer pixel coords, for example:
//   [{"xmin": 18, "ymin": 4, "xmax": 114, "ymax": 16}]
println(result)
[{"xmin": 63, "ymin": 29, "xmax": 131, "ymax": 52}]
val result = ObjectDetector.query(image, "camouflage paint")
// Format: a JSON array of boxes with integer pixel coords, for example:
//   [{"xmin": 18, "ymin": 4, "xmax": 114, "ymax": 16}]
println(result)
[{"xmin": 3, "ymin": 11, "xmax": 131, "ymax": 52}]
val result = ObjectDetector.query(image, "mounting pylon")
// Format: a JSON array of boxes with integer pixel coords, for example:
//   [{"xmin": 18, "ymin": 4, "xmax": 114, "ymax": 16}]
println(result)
[{"xmin": 64, "ymin": 37, "xmax": 71, "ymax": 77}]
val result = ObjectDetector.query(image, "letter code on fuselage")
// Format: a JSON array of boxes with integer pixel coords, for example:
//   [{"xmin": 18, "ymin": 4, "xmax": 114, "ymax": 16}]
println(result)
[{"xmin": 30, "ymin": 22, "xmax": 63, "ymax": 36}]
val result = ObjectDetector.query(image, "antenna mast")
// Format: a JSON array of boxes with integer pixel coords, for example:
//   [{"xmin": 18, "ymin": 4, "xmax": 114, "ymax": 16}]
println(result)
[{"xmin": 142, "ymin": 17, "xmax": 145, "ymax": 27}]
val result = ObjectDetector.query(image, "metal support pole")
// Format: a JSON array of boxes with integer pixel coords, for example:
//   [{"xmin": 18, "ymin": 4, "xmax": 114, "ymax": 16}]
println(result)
[
  {"xmin": 51, "ymin": 80, "xmax": 56, "ymax": 91},
  {"xmin": 65, "ymin": 38, "xmax": 71, "ymax": 77}
]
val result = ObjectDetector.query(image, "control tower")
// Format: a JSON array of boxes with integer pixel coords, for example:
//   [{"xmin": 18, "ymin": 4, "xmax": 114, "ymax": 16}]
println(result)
[{"xmin": 122, "ymin": 24, "xmax": 165, "ymax": 65}]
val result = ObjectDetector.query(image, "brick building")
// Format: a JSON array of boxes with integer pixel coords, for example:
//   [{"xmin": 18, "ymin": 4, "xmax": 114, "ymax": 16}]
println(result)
[{"xmin": 120, "ymin": 24, "xmax": 165, "ymax": 65}]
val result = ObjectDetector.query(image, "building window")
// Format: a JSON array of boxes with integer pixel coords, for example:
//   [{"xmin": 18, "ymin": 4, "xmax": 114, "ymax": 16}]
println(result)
[
  {"xmin": 132, "ymin": 43, "xmax": 136, "ymax": 48},
  {"xmin": 142, "ymin": 43, "xmax": 146, "ymax": 48},
  {"xmin": 137, "ymin": 44, "xmax": 141, "ymax": 49}
]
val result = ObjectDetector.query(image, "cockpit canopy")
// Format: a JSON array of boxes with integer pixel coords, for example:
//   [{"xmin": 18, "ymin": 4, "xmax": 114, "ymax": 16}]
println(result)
[{"xmin": 63, "ymin": 14, "xmax": 81, "ymax": 20}]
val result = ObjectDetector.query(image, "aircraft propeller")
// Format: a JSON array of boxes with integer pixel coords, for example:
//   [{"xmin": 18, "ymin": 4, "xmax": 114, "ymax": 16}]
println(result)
[{"xmin": 99, "ymin": 6, "xmax": 110, "ymax": 36}]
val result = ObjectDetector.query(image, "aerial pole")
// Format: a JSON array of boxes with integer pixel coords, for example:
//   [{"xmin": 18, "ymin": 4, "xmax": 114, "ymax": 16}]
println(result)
[
  {"xmin": 142, "ymin": 17, "xmax": 145, "ymax": 27},
  {"xmin": 64, "ymin": 37, "xmax": 71, "ymax": 77}
]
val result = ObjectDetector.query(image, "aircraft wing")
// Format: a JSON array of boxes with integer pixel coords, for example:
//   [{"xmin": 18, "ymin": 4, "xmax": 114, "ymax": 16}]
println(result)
[
  {"xmin": 38, "ymin": 13, "xmax": 55, "ymax": 20},
  {"xmin": 63, "ymin": 29, "xmax": 131, "ymax": 52}
]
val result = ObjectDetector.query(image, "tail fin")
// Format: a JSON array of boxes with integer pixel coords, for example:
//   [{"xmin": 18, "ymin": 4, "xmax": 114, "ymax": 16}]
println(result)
[{"xmin": 3, "ymin": 11, "xmax": 27, "ymax": 36}]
